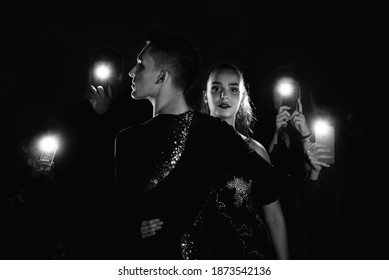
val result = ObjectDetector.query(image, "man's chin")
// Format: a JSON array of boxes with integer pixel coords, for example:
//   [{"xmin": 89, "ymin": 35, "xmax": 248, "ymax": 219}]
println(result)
[
  {"xmin": 131, "ymin": 90, "xmax": 149, "ymax": 100},
  {"xmin": 131, "ymin": 91, "xmax": 139, "ymax": 99}
]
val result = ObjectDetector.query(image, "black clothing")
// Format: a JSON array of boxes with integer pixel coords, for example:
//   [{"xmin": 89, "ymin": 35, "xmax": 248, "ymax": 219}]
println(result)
[
  {"xmin": 114, "ymin": 110, "xmax": 279, "ymax": 259},
  {"xmin": 50, "ymin": 97, "xmax": 150, "ymax": 259},
  {"xmin": 268, "ymin": 126, "xmax": 309, "ymax": 259}
]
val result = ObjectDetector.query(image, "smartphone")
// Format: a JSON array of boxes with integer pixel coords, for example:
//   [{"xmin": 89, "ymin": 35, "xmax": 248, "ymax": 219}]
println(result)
[
  {"xmin": 37, "ymin": 149, "xmax": 57, "ymax": 171},
  {"xmin": 37, "ymin": 136, "xmax": 58, "ymax": 169},
  {"xmin": 314, "ymin": 124, "xmax": 335, "ymax": 164},
  {"xmin": 92, "ymin": 63, "xmax": 112, "ymax": 89},
  {"xmin": 39, "ymin": 150, "xmax": 56, "ymax": 164},
  {"xmin": 276, "ymin": 77, "xmax": 299, "ymax": 112},
  {"xmin": 282, "ymin": 95, "xmax": 297, "ymax": 112}
]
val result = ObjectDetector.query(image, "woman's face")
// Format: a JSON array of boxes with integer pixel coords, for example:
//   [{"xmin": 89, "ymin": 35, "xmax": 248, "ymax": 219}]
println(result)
[{"xmin": 205, "ymin": 68, "xmax": 245, "ymax": 122}]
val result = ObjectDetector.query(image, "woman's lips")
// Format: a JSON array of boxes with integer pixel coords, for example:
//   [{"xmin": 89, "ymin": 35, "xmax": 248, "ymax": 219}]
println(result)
[{"xmin": 218, "ymin": 103, "xmax": 231, "ymax": 109}]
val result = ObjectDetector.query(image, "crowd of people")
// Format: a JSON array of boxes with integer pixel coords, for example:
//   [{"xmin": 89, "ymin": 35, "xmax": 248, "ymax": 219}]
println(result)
[{"xmin": 1, "ymin": 30, "xmax": 387, "ymax": 260}]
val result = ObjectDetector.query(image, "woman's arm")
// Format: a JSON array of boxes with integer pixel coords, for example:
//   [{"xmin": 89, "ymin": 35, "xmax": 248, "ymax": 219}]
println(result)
[
  {"xmin": 247, "ymin": 138, "xmax": 289, "ymax": 259},
  {"xmin": 262, "ymin": 200, "xmax": 289, "ymax": 259}
]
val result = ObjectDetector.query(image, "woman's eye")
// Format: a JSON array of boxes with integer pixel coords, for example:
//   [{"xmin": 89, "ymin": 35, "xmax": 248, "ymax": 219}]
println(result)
[
  {"xmin": 230, "ymin": 87, "xmax": 239, "ymax": 94},
  {"xmin": 211, "ymin": 86, "xmax": 222, "ymax": 93}
]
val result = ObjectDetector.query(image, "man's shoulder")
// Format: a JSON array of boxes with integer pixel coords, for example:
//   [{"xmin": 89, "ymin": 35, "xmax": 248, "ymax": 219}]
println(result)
[
  {"xmin": 192, "ymin": 112, "xmax": 246, "ymax": 150},
  {"xmin": 193, "ymin": 111, "xmax": 234, "ymax": 131},
  {"xmin": 116, "ymin": 118, "xmax": 152, "ymax": 139}
]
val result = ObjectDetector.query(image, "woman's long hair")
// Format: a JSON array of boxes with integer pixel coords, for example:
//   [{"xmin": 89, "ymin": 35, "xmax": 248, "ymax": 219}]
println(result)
[{"xmin": 201, "ymin": 62, "xmax": 257, "ymax": 137}]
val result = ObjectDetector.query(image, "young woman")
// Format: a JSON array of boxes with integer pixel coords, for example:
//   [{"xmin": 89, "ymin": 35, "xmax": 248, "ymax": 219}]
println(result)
[
  {"xmin": 141, "ymin": 63, "xmax": 288, "ymax": 259},
  {"xmin": 201, "ymin": 63, "xmax": 288, "ymax": 260}
]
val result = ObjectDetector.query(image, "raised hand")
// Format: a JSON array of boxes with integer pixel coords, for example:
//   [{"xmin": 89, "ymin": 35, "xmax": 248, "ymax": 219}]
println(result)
[
  {"xmin": 89, "ymin": 84, "xmax": 113, "ymax": 115},
  {"xmin": 290, "ymin": 98, "xmax": 310, "ymax": 137},
  {"xmin": 306, "ymin": 143, "xmax": 331, "ymax": 180},
  {"xmin": 275, "ymin": 106, "xmax": 291, "ymax": 133}
]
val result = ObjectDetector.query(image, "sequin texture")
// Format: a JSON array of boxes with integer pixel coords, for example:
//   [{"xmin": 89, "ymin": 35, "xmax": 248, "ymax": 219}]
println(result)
[
  {"xmin": 180, "ymin": 190, "xmax": 215, "ymax": 259},
  {"xmin": 180, "ymin": 207, "xmax": 204, "ymax": 259},
  {"xmin": 145, "ymin": 110, "xmax": 194, "ymax": 191},
  {"xmin": 226, "ymin": 176, "xmax": 252, "ymax": 207},
  {"xmin": 215, "ymin": 181, "xmax": 268, "ymax": 259}
]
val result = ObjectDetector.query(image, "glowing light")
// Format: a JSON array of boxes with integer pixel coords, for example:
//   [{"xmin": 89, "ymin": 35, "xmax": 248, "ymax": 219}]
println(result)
[
  {"xmin": 38, "ymin": 136, "xmax": 59, "ymax": 153},
  {"xmin": 94, "ymin": 63, "xmax": 111, "ymax": 80},
  {"xmin": 313, "ymin": 119, "xmax": 330, "ymax": 137},
  {"xmin": 275, "ymin": 77, "xmax": 296, "ymax": 97}
]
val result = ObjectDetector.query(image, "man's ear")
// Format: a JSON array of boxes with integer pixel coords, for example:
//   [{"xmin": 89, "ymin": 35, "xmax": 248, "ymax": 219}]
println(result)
[{"xmin": 156, "ymin": 70, "xmax": 169, "ymax": 84}]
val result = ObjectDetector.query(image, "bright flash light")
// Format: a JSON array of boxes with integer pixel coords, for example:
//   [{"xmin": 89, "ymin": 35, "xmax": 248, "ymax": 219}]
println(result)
[
  {"xmin": 38, "ymin": 136, "xmax": 58, "ymax": 153},
  {"xmin": 94, "ymin": 63, "xmax": 111, "ymax": 80},
  {"xmin": 275, "ymin": 77, "xmax": 296, "ymax": 97},
  {"xmin": 313, "ymin": 119, "xmax": 330, "ymax": 137}
]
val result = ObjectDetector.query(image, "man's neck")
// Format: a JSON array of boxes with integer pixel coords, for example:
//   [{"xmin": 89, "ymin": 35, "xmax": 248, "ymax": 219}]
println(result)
[{"xmin": 153, "ymin": 91, "xmax": 190, "ymax": 116}]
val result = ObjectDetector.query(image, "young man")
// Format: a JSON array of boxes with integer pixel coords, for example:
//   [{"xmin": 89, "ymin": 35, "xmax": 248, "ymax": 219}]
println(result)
[{"xmin": 113, "ymin": 30, "xmax": 287, "ymax": 259}]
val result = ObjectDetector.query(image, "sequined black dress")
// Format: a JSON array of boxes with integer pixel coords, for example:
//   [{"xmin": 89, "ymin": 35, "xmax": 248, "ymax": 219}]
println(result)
[{"xmin": 114, "ymin": 110, "xmax": 279, "ymax": 259}]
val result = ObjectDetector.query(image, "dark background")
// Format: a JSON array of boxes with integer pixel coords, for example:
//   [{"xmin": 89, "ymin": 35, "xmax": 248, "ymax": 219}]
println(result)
[
  {"xmin": 1, "ymin": 0, "xmax": 389, "ymax": 259},
  {"xmin": 2, "ymin": 1, "xmax": 388, "ymax": 130}
]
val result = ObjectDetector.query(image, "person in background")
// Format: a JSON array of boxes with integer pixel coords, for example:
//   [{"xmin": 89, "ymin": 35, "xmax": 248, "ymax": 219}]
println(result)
[
  {"xmin": 256, "ymin": 67, "xmax": 333, "ymax": 259},
  {"xmin": 1, "ymin": 122, "xmax": 64, "ymax": 259},
  {"xmin": 50, "ymin": 47, "xmax": 150, "ymax": 259}
]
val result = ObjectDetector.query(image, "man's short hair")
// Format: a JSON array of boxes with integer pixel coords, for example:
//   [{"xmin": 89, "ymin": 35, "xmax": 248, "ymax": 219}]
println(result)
[{"xmin": 146, "ymin": 30, "xmax": 200, "ymax": 94}]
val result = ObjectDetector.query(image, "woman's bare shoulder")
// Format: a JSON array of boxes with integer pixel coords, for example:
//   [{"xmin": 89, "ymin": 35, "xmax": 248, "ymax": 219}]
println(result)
[{"xmin": 246, "ymin": 137, "xmax": 271, "ymax": 164}]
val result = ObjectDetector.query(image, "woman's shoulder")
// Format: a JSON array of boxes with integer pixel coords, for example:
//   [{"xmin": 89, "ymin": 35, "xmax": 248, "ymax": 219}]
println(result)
[{"xmin": 244, "ymin": 137, "xmax": 271, "ymax": 164}]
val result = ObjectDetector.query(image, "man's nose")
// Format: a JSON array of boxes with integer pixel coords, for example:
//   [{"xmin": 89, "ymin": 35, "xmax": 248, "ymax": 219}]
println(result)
[{"xmin": 129, "ymin": 65, "xmax": 136, "ymax": 78}]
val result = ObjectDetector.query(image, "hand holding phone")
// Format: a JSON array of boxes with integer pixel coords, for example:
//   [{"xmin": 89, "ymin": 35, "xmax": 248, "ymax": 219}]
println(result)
[
  {"xmin": 92, "ymin": 62, "xmax": 112, "ymax": 89},
  {"xmin": 282, "ymin": 94, "xmax": 297, "ymax": 113},
  {"xmin": 37, "ymin": 136, "xmax": 58, "ymax": 170},
  {"xmin": 313, "ymin": 120, "xmax": 335, "ymax": 164},
  {"xmin": 276, "ymin": 77, "xmax": 299, "ymax": 113}
]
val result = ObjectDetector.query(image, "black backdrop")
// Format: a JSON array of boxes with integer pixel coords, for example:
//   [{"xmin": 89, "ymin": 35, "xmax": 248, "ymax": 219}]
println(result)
[{"xmin": 1, "ymin": 0, "xmax": 388, "ymax": 259}]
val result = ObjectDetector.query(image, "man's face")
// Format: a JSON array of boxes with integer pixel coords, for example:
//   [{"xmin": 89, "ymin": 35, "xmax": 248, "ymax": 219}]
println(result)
[{"xmin": 128, "ymin": 44, "xmax": 161, "ymax": 100}]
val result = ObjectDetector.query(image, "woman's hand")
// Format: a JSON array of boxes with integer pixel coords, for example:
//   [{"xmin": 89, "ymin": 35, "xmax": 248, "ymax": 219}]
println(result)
[
  {"xmin": 275, "ymin": 106, "xmax": 291, "ymax": 133},
  {"xmin": 140, "ymin": 219, "xmax": 164, "ymax": 239},
  {"xmin": 306, "ymin": 143, "xmax": 332, "ymax": 180},
  {"xmin": 290, "ymin": 98, "xmax": 310, "ymax": 137}
]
